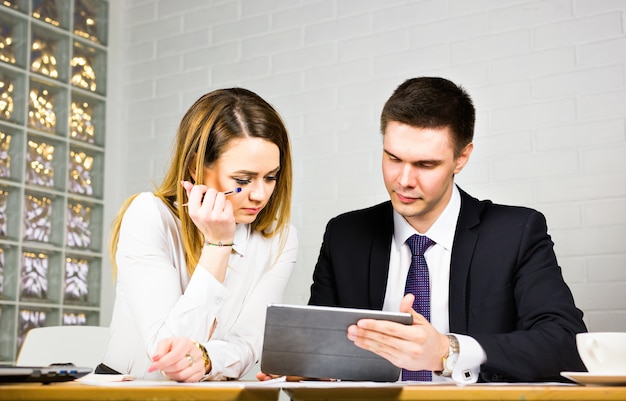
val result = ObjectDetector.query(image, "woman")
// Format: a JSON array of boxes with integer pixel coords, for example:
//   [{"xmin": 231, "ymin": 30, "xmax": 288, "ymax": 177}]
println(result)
[{"xmin": 100, "ymin": 88, "xmax": 297, "ymax": 382}]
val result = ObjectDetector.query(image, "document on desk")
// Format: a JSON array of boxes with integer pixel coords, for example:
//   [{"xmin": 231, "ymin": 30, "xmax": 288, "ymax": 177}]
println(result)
[
  {"xmin": 76, "ymin": 373, "xmax": 573, "ymax": 388},
  {"xmin": 255, "ymin": 376, "xmax": 453, "ymax": 388},
  {"xmin": 78, "ymin": 373, "xmax": 134, "ymax": 383},
  {"xmin": 77, "ymin": 376, "xmax": 451, "ymax": 388},
  {"xmin": 77, "ymin": 375, "xmax": 289, "ymax": 388},
  {"xmin": 469, "ymin": 381, "xmax": 574, "ymax": 386},
  {"xmin": 253, "ymin": 376, "xmax": 575, "ymax": 388}
]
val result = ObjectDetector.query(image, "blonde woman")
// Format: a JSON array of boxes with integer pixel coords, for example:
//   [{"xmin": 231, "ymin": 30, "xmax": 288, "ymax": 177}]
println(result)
[{"xmin": 100, "ymin": 88, "xmax": 297, "ymax": 382}]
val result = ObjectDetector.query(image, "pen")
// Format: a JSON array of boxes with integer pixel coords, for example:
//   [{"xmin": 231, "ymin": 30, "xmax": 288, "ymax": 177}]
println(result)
[
  {"xmin": 182, "ymin": 187, "xmax": 241, "ymax": 206},
  {"xmin": 221, "ymin": 187, "xmax": 242, "ymax": 196}
]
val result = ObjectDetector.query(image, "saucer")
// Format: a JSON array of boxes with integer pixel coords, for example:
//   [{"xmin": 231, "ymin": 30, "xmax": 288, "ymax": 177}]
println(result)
[{"xmin": 561, "ymin": 371, "xmax": 626, "ymax": 386}]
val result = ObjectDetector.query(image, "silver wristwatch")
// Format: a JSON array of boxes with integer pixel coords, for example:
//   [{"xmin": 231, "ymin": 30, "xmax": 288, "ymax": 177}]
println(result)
[{"xmin": 434, "ymin": 334, "xmax": 459, "ymax": 377}]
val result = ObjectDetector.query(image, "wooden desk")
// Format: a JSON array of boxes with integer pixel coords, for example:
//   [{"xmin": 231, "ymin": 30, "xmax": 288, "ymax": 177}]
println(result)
[
  {"xmin": 283, "ymin": 384, "xmax": 626, "ymax": 401},
  {"xmin": 2, "ymin": 382, "xmax": 625, "ymax": 401},
  {"xmin": 0, "ymin": 381, "xmax": 280, "ymax": 401}
]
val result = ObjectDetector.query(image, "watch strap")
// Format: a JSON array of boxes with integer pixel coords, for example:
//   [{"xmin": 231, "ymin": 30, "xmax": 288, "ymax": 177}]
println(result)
[{"xmin": 434, "ymin": 334, "xmax": 459, "ymax": 377}]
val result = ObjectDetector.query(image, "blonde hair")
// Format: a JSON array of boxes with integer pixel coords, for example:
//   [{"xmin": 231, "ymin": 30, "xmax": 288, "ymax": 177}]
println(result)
[{"xmin": 109, "ymin": 88, "xmax": 293, "ymax": 277}]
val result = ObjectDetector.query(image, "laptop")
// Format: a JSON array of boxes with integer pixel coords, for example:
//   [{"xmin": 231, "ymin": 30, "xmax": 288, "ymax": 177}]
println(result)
[
  {"xmin": 261, "ymin": 304, "xmax": 413, "ymax": 382},
  {"xmin": 0, "ymin": 364, "xmax": 92, "ymax": 384}
]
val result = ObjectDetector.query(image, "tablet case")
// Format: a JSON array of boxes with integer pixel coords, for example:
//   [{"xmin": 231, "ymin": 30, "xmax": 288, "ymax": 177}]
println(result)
[{"xmin": 261, "ymin": 304, "xmax": 413, "ymax": 382}]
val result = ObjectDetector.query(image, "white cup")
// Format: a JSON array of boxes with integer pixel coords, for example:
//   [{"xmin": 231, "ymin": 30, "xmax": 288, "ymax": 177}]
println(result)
[{"xmin": 576, "ymin": 332, "xmax": 626, "ymax": 375}]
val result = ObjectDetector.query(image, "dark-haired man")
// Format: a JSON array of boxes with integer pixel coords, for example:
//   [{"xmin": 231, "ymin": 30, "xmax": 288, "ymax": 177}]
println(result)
[{"xmin": 308, "ymin": 77, "xmax": 587, "ymax": 383}]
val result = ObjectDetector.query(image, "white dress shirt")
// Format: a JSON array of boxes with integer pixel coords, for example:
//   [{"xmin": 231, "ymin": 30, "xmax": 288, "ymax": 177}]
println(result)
[
  {"xmin": 382, "ymin": 186, "xmax": 486, "ymax": 384},
  {"xmin": 102, "ymin": 192, "xmax": 298, "ymax": 380}
]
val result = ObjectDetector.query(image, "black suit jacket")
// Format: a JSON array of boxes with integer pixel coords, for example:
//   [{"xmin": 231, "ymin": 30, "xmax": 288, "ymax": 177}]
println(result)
[{"xmin": 308, "ymin": 187, "xmax": 587, "ymax": 382}]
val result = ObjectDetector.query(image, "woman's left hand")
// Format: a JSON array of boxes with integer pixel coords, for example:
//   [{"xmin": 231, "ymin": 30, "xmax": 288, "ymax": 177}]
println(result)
[{"xmin": 147, "ymin": 336, "xmax": 206, "ymax": 382}]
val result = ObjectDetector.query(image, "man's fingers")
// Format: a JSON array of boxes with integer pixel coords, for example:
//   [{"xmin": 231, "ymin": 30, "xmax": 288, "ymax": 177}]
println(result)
[
  {"xmin": 399, "ymin": 293, "xmax": 414, "ymax": 312},
  {"xmin": 399, "ymin": 293, "xmax": 429, "ymax": 325}
]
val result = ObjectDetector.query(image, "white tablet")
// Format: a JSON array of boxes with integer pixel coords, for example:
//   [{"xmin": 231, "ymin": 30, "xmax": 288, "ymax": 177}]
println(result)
[{"xmin": 261, "ymin": 304, "xmax": 413, "ymax": 382}]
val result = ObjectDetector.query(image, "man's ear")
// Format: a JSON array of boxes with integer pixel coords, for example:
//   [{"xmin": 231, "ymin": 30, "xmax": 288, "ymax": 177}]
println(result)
[{"xmin": 454, "ymin": 142, "xmax": 473, "ymax": 174}]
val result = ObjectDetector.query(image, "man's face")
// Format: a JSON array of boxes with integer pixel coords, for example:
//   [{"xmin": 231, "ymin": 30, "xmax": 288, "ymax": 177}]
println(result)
[{"xmin": 382, "ymin": 121, "xmax": 472, "ymax": 232}]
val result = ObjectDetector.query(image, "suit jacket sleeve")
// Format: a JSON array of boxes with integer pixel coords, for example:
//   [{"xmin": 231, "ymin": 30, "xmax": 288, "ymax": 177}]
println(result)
[
  {"xmin": 308, "ymin": 202, "xmax": 394, "ymax": 310},
  {"xmin": 452, "ymin": 193, "xmax": 587, "ymax": 382}
]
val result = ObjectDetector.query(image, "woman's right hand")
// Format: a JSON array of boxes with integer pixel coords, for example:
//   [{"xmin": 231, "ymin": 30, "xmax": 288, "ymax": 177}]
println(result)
[
  {"xmin": 182, "ymin": 181, "xmax": 236, "ymax": 244},
  {"xmin": 148, "ymin": 336, "xmax": 207, "ymax": 383}
]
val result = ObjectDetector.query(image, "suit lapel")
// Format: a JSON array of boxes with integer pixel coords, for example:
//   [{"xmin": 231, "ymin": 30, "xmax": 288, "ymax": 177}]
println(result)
[
  {"xmin": 368, "ymin": 202, "xmax": 394, "ymax": 309},
  {"xmin": 449, "ymin": 188, "xmax": 482, "ymax": 333}
]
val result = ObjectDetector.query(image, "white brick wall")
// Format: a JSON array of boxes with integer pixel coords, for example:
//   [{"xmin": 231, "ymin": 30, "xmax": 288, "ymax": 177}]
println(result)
[{"xmin": 104, "ymin": 0, "xmax": 626, "ymax": 338}]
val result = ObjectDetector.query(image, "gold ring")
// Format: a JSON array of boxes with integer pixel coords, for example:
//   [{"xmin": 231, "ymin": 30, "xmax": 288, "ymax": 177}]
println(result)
[
  {"xmin": 185, "ymin": 352, "xmax": 194, "ymax": 367},
  {"xmin": 159, "ymin": 369, "xmax": 167, "ymax": 378}
]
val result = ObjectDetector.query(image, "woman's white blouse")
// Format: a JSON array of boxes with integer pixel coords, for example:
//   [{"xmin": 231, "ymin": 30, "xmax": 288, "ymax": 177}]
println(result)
[{"xmin": 102, "ymin": 192, "xmax": 298, "ymax": 380}]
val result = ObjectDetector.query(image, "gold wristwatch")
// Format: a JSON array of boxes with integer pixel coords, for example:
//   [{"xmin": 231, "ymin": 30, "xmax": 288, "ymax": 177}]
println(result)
[{"xmin": 434, "ymin": 334, "xmax": 459, "ymax": 377}]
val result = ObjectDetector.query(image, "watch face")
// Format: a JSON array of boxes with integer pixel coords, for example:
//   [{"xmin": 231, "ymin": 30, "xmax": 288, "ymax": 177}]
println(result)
[
  {"xmin": 441, "ymin": 335, "xmax": 460, "ymax": 375},
  {"xmin": 445, "ymin": 352, "xmax": 459, "ymax": 371}
]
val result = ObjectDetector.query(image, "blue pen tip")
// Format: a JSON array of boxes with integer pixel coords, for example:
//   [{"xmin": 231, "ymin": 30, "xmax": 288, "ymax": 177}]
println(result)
[{"xmin": 235, "ymin": 187, "xmax": 242, "ymax": 192}]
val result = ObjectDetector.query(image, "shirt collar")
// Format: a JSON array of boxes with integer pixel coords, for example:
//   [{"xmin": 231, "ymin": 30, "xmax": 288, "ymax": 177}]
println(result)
[{"xmin": 393, "ymin": 185, "xmax": 461, "ymax": 252}]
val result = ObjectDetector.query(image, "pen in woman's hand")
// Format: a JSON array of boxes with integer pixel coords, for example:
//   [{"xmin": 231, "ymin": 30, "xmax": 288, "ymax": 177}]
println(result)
[
  {"xmin": 221, "ymin": 187, "xmax": 242, "ymax": 196},
  {"xmin": 182, "ymin": 187, "xmax": 241, "ymax": 206}
]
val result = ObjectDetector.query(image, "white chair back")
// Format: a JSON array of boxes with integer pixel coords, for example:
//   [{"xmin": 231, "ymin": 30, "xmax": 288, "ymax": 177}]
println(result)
[{"xmin": 16, "ymin": 325, "xmax": 109, "ymax": 369}]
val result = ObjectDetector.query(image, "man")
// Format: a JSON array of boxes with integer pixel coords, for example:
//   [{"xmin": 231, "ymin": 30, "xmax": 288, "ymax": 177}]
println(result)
[{"xmin": 308, "ymin": 77, "xmax": 587, "ymax": 383}]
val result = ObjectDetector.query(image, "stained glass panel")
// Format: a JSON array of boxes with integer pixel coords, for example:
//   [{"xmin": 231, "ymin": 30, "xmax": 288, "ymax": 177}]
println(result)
[
  {"xmin": 0, "ymin": 11, "xmax": 27, "ymax": 68},
  {"xmin": 0, "ymin": 188, "xmax": 6, "ymax": 236},
  {"xmin": 0, "ymin": 248, "xmax": 4, "ymax": 295},
  {"xmin": 0, "ymin": 186, "xmax": 20, "ymax": 241},
  {"xmin": 0, "ymin": 131, "xmax": 10, "ymax": 178},
  {"xmin": 25, "ymin": 139, "xmax": 54, "ymax": 187},
  {"xmin": 70, "ymin": 100, "xmax": 94, "ymax": 143},
  {"xmin": 0, "ymin": 76, "xmax": 14, "ymax": 122},
  {"xmin": 1, "ymin": 1, "xmax": 20, "ymax": 10},
  {"xmin": 0, "ymin": 18, "xmax": 16, "ymax": 65},
  {"xmin": 0, "ymin": 68, "xmax": 25, "ymax": 126},
  {"xmin": 68, "ymin": 149, "xmax": 93, "ymax": 195},
  {"xmin": 23, "ymin": 193, "xmax": 51, "ymax": 242},
  {"xmin": 30, "ymin": 36, "xmax": 58, "ymax": 79},
  {"xmin": 17, "ymin": 308, "xmax": 46, "ymax": 351},
  {"xmin": 0, "ymin": 244, "xmax": 17, "ymax": 302},
  {"xmin": 3, "ymin": 0, "xmax": 28, "ymax": 11},
  {"xmin": 66, "ymin": 202, "xmax": 90, "ymax": 248},
  {"xmin": 0, "ymin": 303, "xmax": 17, "ymax": 360},
  {"xmin": 74, "ymin": 0, "xmax": 107, "ymax": 44},
  {"xmin": 28, "ymin": 87, "xmax": 57, "ymax": 133},
  {"xmin": 64, "ymin": 256, "xmax": 88, "ymax": 302},
  {"xmin": 71, "ymin": 41, "xmax": 96, "ymax": 92},
  {"xmin": 63, "ymin": 311, "xmax": 86, "ymax": 325},
  {"xmin": 32, "ymin": 0, "xmax": 70, "ymax": 29},
  {"xmin": 20, "ymin": 251, "xmax": 48, "ymax": 299}
]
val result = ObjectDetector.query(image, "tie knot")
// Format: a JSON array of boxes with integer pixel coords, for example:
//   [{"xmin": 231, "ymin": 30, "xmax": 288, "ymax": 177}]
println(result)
[{"xmin": 406, "ymin": 234, "xmax": 434, "ymax": 256}]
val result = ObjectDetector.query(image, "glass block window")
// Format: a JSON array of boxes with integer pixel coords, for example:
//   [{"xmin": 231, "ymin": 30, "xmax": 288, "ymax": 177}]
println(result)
[
  {"xmin": 0, "ymin": 247, "xmax": 5, "ymax": 294},
  {"xmin": 0, "ymin": 1, "xmax": 108, "ymax": 363}
]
